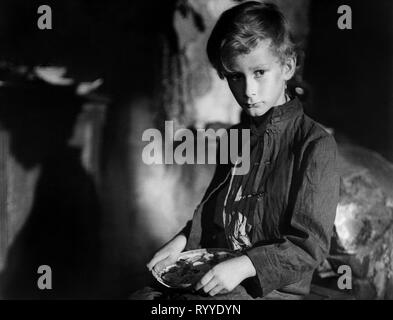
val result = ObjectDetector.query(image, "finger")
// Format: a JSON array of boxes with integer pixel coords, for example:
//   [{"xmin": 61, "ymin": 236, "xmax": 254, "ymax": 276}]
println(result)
[
  {"xmin": 195, "ymin": 269, "xmax": 214, "ymax": 291},
  {"xmin": 208, "ymin": 285, "xmax": 224, "ymax": 297},
  {"xmin": 146, "ymin": 253, "xmax": 168, "ymax": 271},
  {"xmin": 202, "ymin": 277, "xmax": 219, "ymax": 294}
]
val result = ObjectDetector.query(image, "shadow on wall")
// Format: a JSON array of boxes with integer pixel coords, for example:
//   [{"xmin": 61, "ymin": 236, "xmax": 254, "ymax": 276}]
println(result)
[
  {"xmin": 97, "ymin": 96, "xmax": 217, "ymax": 298},
  {"xmin": 0, "ymin": 81, "xmax": 102, "ymax": 299}
]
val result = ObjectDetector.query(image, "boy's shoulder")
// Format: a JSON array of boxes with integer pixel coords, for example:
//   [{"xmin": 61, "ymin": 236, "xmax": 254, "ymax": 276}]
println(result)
[{"xmin": 296, "ymin": 113, "xmax": 337, "ymax": 152}]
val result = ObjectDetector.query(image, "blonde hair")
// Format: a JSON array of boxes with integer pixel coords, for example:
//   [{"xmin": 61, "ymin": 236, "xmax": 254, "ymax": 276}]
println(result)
[{"xmin": 207, "ymin": 1, "xmax": 297, "ymax": 79}]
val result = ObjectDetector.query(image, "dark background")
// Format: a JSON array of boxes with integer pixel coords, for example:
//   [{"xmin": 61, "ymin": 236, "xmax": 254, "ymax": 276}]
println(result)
[{"xmin": 1, "ymin": 0, "xmax": 392, "ymax": 158}]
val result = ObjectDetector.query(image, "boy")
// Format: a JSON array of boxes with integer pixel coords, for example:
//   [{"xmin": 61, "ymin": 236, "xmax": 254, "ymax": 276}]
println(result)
[{"xmin": 147, "ymin": 1, "xmax": 339, "ymax": 300}]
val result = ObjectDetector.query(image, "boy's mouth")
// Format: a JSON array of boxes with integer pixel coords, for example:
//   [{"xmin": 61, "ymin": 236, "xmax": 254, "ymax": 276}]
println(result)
[{"xmin": 244, "ymin": 101, "xmax": 263, "ymax": 108}]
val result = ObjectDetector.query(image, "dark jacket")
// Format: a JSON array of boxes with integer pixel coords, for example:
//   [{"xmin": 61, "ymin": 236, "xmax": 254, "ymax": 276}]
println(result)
[{"xmin": 182, "ymin": 97, "xmax": 340, "ymax": 298}]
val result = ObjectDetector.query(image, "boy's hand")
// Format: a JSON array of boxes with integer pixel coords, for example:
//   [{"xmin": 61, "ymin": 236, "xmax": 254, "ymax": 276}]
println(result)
[
  {"xmin": 146, "ymin": 234, "xmax": 187, "ymax": 273},
  {"xmin": 195, "ymin": 255, "xmax": 256, "ymax": 296}
]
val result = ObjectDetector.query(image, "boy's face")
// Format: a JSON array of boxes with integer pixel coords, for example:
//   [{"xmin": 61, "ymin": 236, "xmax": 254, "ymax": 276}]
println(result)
[{"xmin": 224, "ymin": 39, "xmax": 294, "ymax": 117}]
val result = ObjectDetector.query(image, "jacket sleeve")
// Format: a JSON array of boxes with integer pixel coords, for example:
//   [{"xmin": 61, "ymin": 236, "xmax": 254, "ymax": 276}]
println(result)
[{"xmin": 245, "ymin": 135, "xmax": 340, "ymax": 296}]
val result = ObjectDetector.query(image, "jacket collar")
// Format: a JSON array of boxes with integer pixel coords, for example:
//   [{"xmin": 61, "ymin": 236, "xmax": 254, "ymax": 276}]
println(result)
[{"xmin": 247, "ymin": 96, "xmax": 303, "ymax": 136}]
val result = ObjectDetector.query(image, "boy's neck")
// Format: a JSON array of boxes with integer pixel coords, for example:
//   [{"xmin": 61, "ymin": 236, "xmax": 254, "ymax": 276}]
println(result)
[{"xmin": 275, "ymin": 87, "xmax": 289, "ymax": 107}]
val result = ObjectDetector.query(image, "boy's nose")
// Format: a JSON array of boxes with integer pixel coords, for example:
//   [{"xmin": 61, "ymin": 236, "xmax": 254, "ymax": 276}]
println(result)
[{"xmin": 244, "ymin": 78, "xmax": 257, "ymax": 100}]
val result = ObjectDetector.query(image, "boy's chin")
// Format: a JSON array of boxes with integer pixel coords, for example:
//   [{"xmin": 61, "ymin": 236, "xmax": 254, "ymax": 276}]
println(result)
[{"xmin": 244, "ymin": 107, "xmax": 270, "ymax": 117}]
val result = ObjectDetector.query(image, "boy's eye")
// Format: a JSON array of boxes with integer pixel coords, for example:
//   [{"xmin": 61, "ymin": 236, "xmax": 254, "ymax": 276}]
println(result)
[
  {"xmin": 227, "ymin": 73, "xmax": 242, "ymax": 82},
  {"xmin": 254, "ymin": 70, "xmax": 266, "ymax": 78}
]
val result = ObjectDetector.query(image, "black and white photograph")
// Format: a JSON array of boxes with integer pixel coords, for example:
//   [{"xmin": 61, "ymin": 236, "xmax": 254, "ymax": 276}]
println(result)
[{"xmin": 0, "ymin": 0, "xmax": 392, "ymax": 306}]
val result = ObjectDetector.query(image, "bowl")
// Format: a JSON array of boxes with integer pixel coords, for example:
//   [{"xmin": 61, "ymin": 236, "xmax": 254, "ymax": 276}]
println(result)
[{"xmin": 152, "ymin": 248, "xmax": 239, "ymax": 289}]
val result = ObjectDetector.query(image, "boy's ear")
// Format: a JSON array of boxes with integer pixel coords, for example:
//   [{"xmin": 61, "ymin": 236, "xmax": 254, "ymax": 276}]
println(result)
[{"xmin": 282, "ymin": 56, "xmax": 297, "ymax": 81}]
